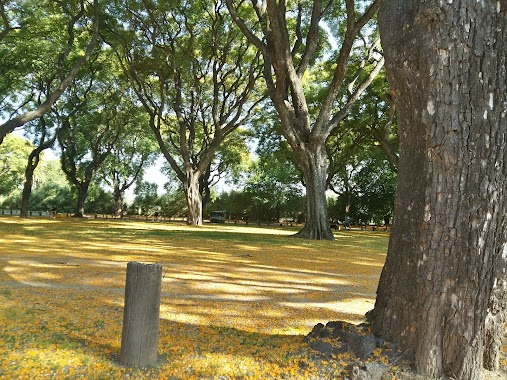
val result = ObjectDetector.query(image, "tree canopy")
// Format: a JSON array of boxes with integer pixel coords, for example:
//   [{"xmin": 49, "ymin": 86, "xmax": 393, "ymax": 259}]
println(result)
[
  {"xmin": 0, "ymin": 0, "xmax": 100, "ymax": 143},
  {"xmin": 0, "ymin": 0, "xmax": 395, "ymax": 229}
]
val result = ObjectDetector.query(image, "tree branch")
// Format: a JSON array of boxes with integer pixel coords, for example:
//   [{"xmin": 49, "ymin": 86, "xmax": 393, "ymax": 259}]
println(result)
[
  {"xmin": 226, "ymin": 0, "xmax": 266, "ymax": 52},
  {"xmin": 296, "ymin": 0, "xmax": 322, "ymax": 77},
  {"xmin": 328, "ymin": 56, "xmax": 385, "ymax": 128},
  {"xmin": 314, "ymin": 0, "xmax": 381, "ymax": 138},
  {"xmin": 0, "ymin": 0, "xmax": 100, "ymax": 144}
]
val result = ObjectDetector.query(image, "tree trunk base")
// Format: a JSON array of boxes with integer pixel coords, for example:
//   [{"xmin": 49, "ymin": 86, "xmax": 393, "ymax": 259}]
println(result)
[{"xmin": 292, "ymin": 226, "xmax": 335, "ymax": 240}]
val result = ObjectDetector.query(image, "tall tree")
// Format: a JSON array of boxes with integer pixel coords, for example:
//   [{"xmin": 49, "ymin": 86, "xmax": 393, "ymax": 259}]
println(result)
[
  {"xmin": 367, "ymin": 1, "xmax": 507, "ymax": 379},
  {"xmin": 20, "ymin": 116, "xmax": 57, "ymax": 217},
  {"xmin": 57, "ymin": 108, "xmax": 119, "ymax": 217},
  {"xmin": 227, "ymin": 0, "xmax": 383, "ymax": 239},
  {"xmin": 99, "ymin": 116, "xmax": 157, "ymax": 218},
  {"xmin": 110, "ymin": 0, "xmax": 263, "ymax": 225},
  {"xmin": 0, "ymin": 0, "xmax": 100, "ymax": 143},
  {"xmin": 19, "ymin": 79, "xmax": 61, "ymax": 217},
  {"xmin": 55, "ymin": 52, "xmax": 124, "ymax": 217}
]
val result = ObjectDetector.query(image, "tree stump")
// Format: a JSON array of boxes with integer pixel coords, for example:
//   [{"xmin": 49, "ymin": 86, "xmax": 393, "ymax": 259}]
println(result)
[{"xmin": 120, "ymin": 262, "xmax": 162, "ymax": 367}]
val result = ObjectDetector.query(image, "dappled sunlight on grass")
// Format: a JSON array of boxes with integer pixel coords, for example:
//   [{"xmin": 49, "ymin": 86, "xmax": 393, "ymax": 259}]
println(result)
[{"xmin": 0, "ymin": 216, "xmax": 390, "ymax": 379}]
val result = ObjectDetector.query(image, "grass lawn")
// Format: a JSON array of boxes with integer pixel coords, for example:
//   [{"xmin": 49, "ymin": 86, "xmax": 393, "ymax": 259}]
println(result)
[{"xmin": 0, "ymin": 216, "xmax": 390, "ymax": 379}]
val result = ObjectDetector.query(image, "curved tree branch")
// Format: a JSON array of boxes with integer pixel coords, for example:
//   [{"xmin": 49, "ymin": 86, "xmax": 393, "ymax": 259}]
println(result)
[{"xmin": 0, "ymin": 0, "xmax": 100, "ymax": 144}]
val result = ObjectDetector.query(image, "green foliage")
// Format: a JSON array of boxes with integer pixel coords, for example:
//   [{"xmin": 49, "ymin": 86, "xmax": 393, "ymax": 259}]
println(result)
[
  {"xmin": 243, "ymin": 157, "xmax": 304, "ymax": 222},
  {"xmin": 325, "ymin": 66, "xmax": 398, "ymax": 225},
  {"xmin": 131, "ymin": 179, "xmax": 159, "ymax": 215},
  {"xmin": 54, "ymin": 47, "xmax": 138, "ymax": 215},
  {"xmin": 1, "ymin": 159, "xmax": 76, "ymax": 212},
  {"xmin": 328, "ymin": 148, "xmax": 396, "ymax": 225},
  {"xmin": 158, "ymin": 189, "xmax": 188, "ymax": 219},
  {"xmin": 1, "ymin": 0, "xmax": 67, "ymax": 103},
  {"xmin": 0, "ymin": 0, "xmax": 396, "ymax": 227},
  {"xmin": 28, "ymin": 182, "xmax": 75, "ymax": 213},
  {"xmin": 235, "ymin": 111, "xmax": 305, "ymax": 222},
  {"xmin": 98, "ymin": 94, "xmax": 159, "ymax": 216},
  {"xmin": 353, "ymin": 151, "xmax": 396, "ymax": 224},
  {"xmin": 109, "ymin": 0, "xmax": 263, "ymax": 217},
  {"xmin": 206, "ymin": 190, "xmax": 251, "ymax": 221},
  {"xmin": 213, "ymin": 131, "xmax": 253, "ymax": 186},
  {"xmin": 36, "ymin": 159, "xmax": 70, "ymax": 188},
  {"xmin": 208, "ymin": 146, "xmax": 305, "ymax": 223},
  {"xmin": 86, "ymin": 183, "xmax": 115, "ymax": 214},
  {"xmin": 0, "ymin": 134, "xmax": 33, "ymax": 196},
  {"xmin": 345, "ymin": 69, "xmax": 398, "ymax": 162},
  {"xmin": 0, "ymin": 0, "xmax": 99, "ymax": 129},
  {"xmin": 0, "ymin": 155, "xmax": 122, "ymax": 215}
]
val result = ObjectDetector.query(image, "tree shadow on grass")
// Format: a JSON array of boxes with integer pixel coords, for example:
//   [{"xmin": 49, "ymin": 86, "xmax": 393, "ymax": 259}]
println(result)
[
  {"xmin": 0, "ymin": 217, "xmax": 390, "ymax": 377},
  {"xmin": 0, "ymin": 285, "xmax": 361, "ymax": 379}
]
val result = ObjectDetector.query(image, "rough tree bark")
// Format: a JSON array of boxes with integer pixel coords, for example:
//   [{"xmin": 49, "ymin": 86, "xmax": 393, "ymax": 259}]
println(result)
[
  {"xmin": 113, "ymin": 187, "xmax": 123, "ymax": 218},
  {"xmin": 367, "ymin": 1, "xmax": 507, "ymax": 379},
  {"xmin": 185, "ymin": 171, "xmax": 203, "ymax": 226},
  {"xmin": 484, "ymin": 276, "xmax": 507, "ymax": 371},
  {"xmin": 294, "ymin": 140, "xmax": 331, "ymax": 239},
  {"xmin": 75, "ymin": 182, "xmax": 90, "ymax": 218},
  {"xmin": 20, "ymin": 157, "xmax": 37, "ymax": 218}
]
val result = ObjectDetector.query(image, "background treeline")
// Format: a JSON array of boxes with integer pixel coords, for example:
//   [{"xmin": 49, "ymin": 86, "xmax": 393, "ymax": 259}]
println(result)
[
  {"xmin": 0, "ymin": 130, "xmax": 396, "ymax": 226},
  {"xmin": 0, "ymin": 0, "xmax": 397, "ymax": 230}
]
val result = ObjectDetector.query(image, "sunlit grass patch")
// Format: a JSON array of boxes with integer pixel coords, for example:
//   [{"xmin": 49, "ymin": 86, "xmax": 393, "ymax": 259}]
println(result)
[{"xmin": 0, "ymin": 217, "xmax": 391, "ymax": 379}]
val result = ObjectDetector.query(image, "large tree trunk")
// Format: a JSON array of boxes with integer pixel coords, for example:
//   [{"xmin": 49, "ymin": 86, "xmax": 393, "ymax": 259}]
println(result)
[
  {"xmin": 293, "ymin": 142, "xmax": 334, "ymax": 240},
  {"xmin": 75, "ymin": 182, "xmax": 90, "ymax": 218},
  {"xmin": 20, "ymin": 167, "xmax": 35, "ymax": 218},
  {"xmin": 226, "ymin": 0, "xmax": 382, "ymax": 240},
  {"xmin": 368, "ymin": 1, "xmax": 507, "ymax": 379},
  {"xmin": 185, "ymin": 171, "xmax": 203, "ymax": 226},
  {"xmin": 113, "ymin": 187, "xmax": 123, "ymax": 218},
  {"xmin": 20, "ymin": 153, "xmax": 40, "ymax": 218},
  {"xmin": 20, "ymin": 130, "xmax": 55, "ymax": 217}
]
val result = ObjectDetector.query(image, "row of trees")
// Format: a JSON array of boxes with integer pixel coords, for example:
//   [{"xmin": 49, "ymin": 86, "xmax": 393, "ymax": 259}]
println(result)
[
  {"xmin": 0, "ymin": 0, "xmax": 395, "ymax": 239},
  {"xmin": 0, "ymin": 130, "xmax": 396, "ymax": 225},
  {"xmin": 0, "ymin": 136, "xmax": 152, "ymax": 215}
]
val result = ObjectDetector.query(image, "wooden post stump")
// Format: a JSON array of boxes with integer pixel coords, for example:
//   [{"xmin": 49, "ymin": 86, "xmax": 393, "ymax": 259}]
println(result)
[{"xmin": 120, "ymin": 261, "xmax": 162, "ymax": 367}]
